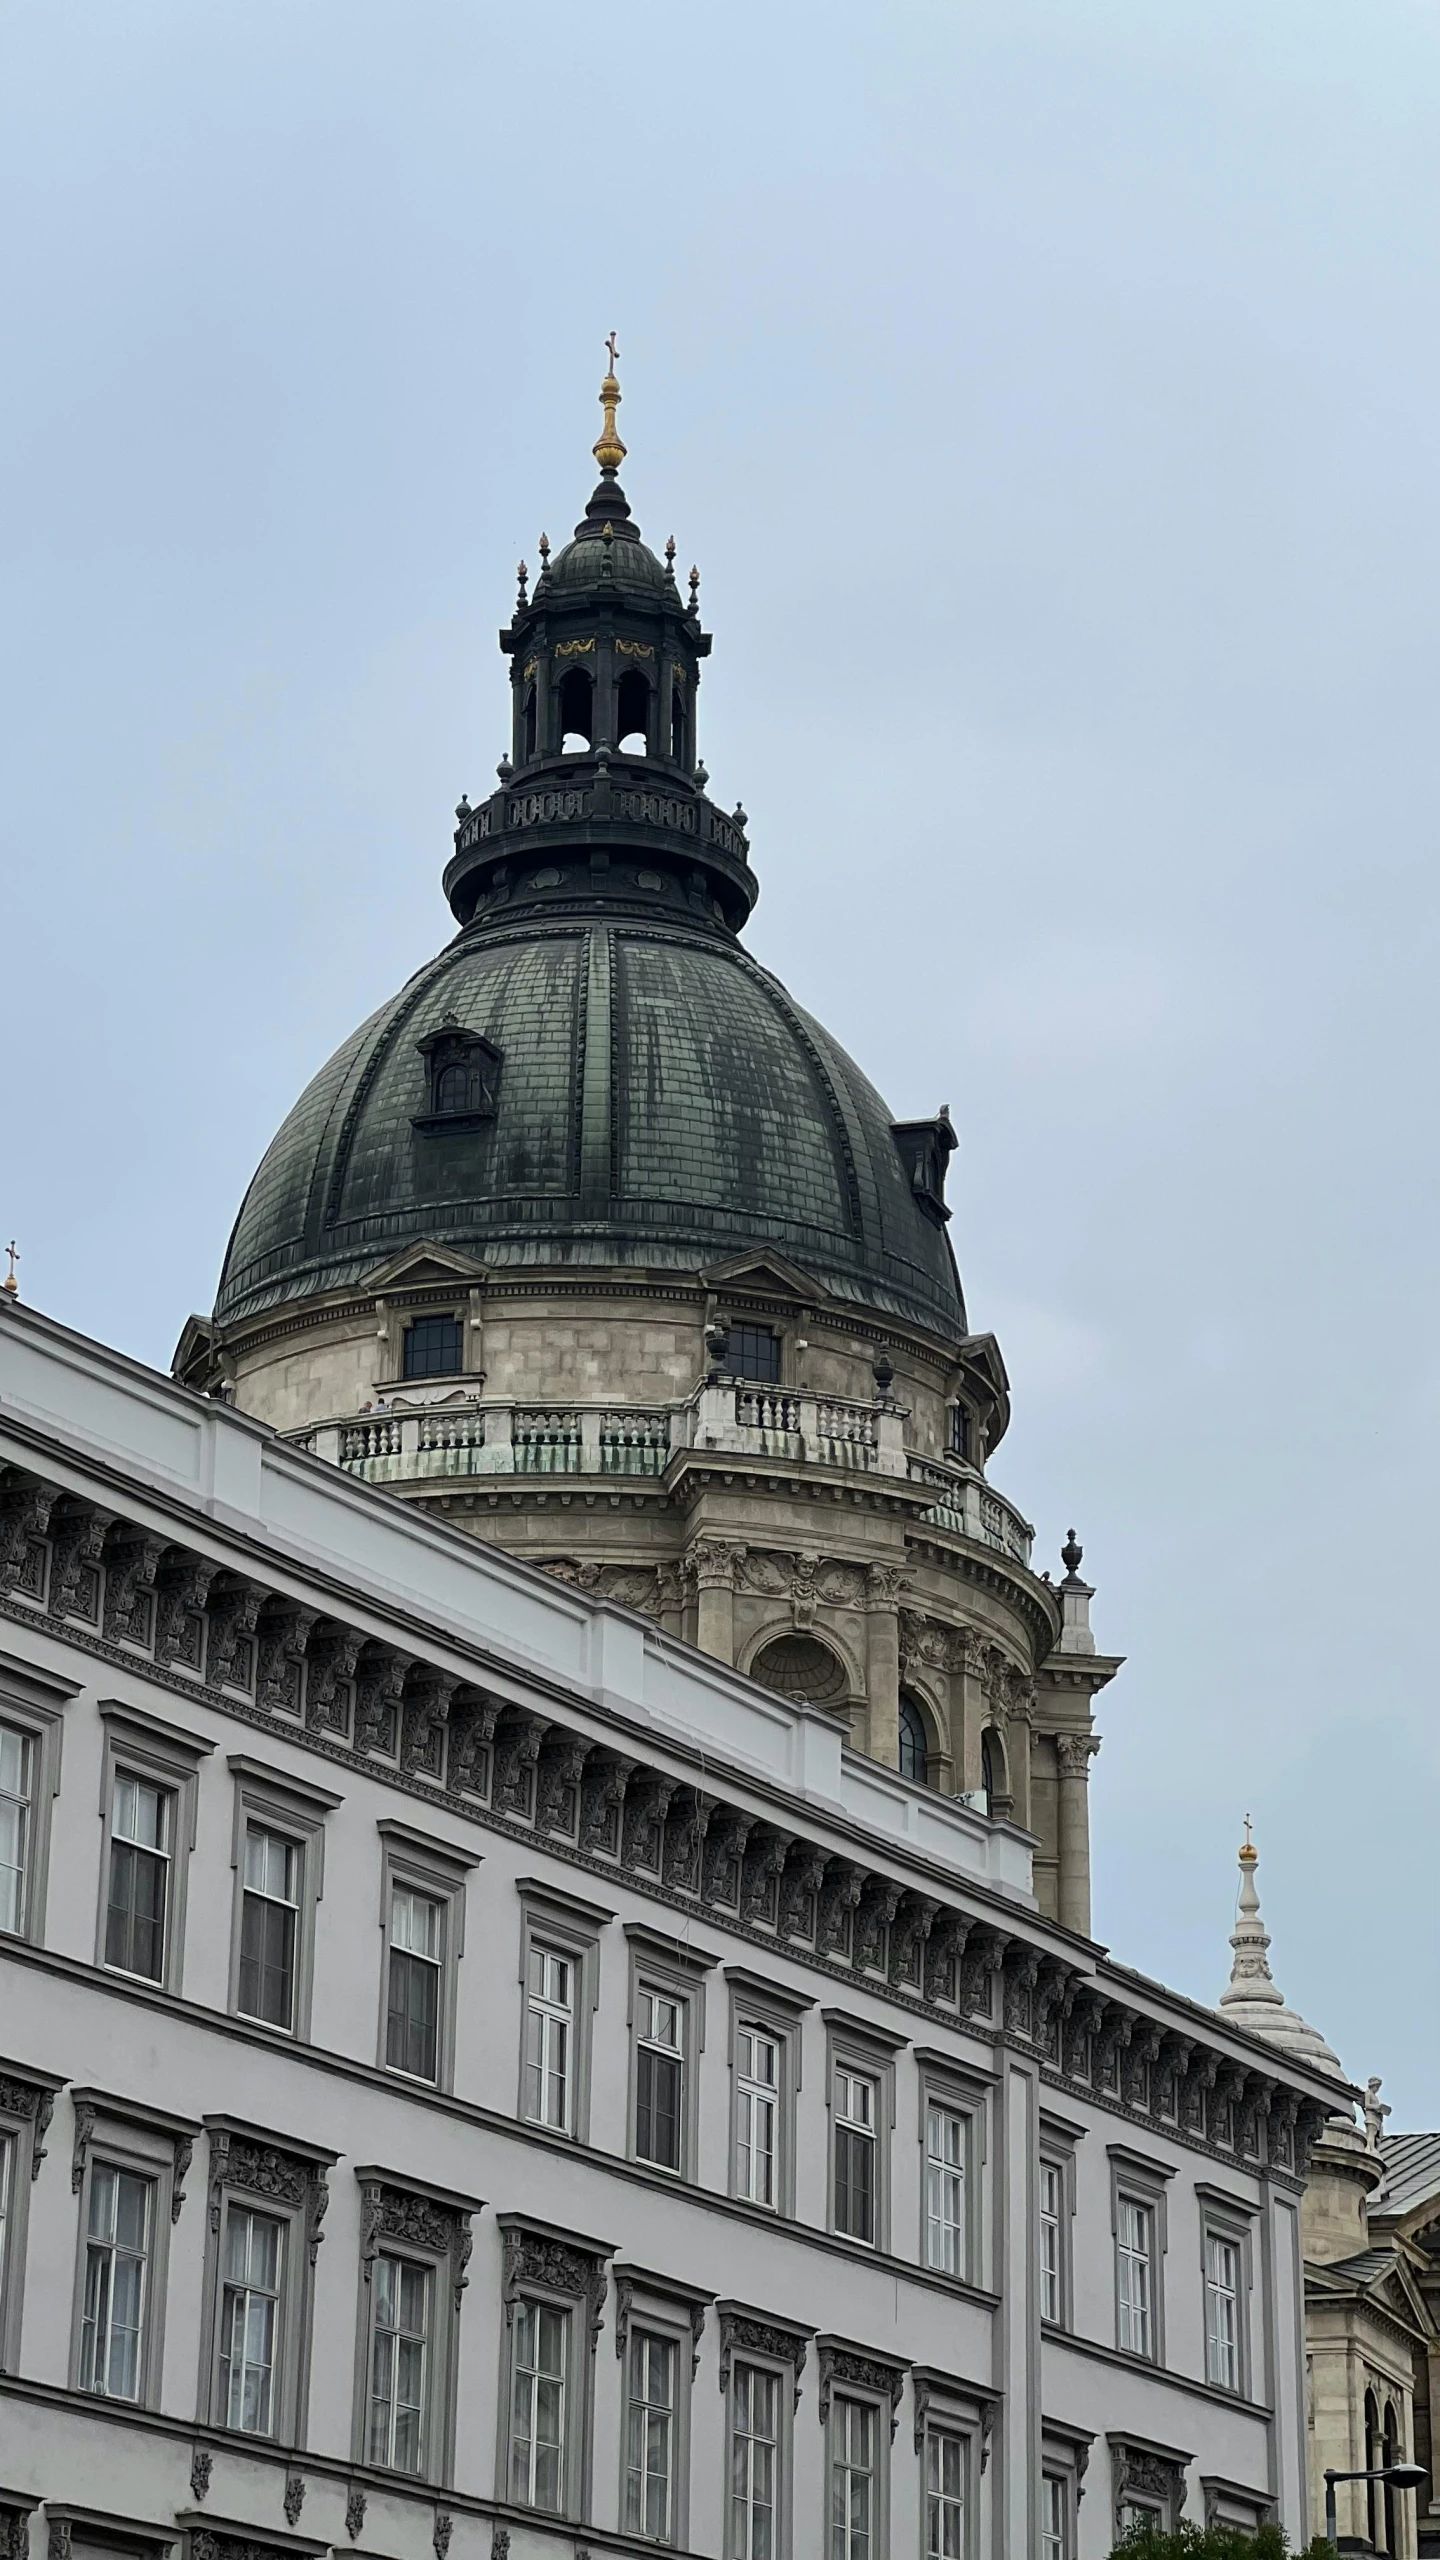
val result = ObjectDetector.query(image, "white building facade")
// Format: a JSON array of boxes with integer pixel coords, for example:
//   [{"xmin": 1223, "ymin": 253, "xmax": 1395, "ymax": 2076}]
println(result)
[{"xmin": 0, "ymin": 1301, "xmax": 1341, "ymax": 2560}]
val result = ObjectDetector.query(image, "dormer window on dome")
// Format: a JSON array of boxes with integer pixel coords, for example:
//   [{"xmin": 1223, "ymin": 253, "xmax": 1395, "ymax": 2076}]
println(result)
[
  {"xmin": 412, "ymin": 1019, "xmax": 502, "ymax": 1132},
  {"xmin": 891, "ymin": 1108, "xmax": 958, "ymax": 1227}
]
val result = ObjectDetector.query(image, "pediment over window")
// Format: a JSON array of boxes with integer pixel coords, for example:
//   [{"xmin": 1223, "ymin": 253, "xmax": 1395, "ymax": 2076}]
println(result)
[
  {"xmin": 701, "ymin": 1252, "xmax": 828, "ymax": 1306},
  {"xmin": 413, "ymin": 1015, "xmax": 503, "ymax": 1130},
  {"xmin": 362, "ymin": 1241, "xmax": 488, "ymax": 1295}
]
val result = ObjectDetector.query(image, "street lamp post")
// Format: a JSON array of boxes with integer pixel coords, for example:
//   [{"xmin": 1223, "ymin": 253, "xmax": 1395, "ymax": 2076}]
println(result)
[{"xmin": 1323, "ymin": 2460, "xmax": 1428, "ymax": 2546}]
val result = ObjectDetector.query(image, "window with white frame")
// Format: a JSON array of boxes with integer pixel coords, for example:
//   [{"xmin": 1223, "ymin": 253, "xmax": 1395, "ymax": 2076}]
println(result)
[
  {"xmin": 624, "ymin": 2325, "xmax": 678, "ymax": 2540},
  {"xmin": 635, "ymin": 1984, "xmax": 686, "ymax": 2174},
  {"xmin": 386, "ymin": 1884, "xmax": 443, "ymax": 2082},
  {"xmin": 1204, "ymin": 2230, "xmax": 1241, "ymax": 2391},
  {"xmin": 237, "ymin": 1826, "xmax": 300, "ymax": 2030},
  {"xmin": 834, "ymin": 2065, "xmax": 878, "ymax": 2245},
  {"xmin": 227, "ymin": 1757, "xmax": 336, "ymax": 2042},
  {"xmin": 0, "ymin": 1667, "xmax": 68, "ymax": 1948},
  {"xmin": 0, "ymin": 2134, "xmax": 10, "ymax": 2298},
  {"xmin": 735, "ymin": 2021, "xmax": 781, "ymax": 2209},
  {"xmin": 829, "ymin": 2394, "xmax": 878, "ymax": 2560},
  {"xmin": 730, "ymin": 2361, "xmax": 781, "ymax": 2560},
  {"xmin": 78, "ymin": 2162, "xmax": 152, "ymax": 2402},
  {"xmin": 1039, "ymin": 2158, "xmax": 1065, "ymax": 2323},
  {"xmin": 104, "ymin": 1772, "xmax": 172, "ymax": 1982},
  {"xmin": 1041, "ymin": 2471, "xmax": 1070, "ymax": 2560},
  {"xmin": 97, "ymin": 1709, "xmax": 209, "ymax": 1993},
  {"xmin": 218, "ymin": 2203, "xmax": 285, "ymax": 2434},
  {"xmin": 525, "ymin": 1942, "xmax": 576, "ymax": 2132},
  {"xmin": 203, "ymin": 2120, "xmax": 329, "ymax": 2453},
  {"xmin": 509, "ymin": 2296, "xmax": 569, "ymax": 2511},
  {"xmin": 1117, "ymin": 2196, "xmax": 1153, "ymax": 2358},
  {"xmin": 377, "ymin": 1824, "xmax": 474, "ymax": 2096},
  {"xmin": 924, "ymin": 2102, "xmax": 967, "ymax": 2275},
  {"xmin": 368, "ymin": 2252, "xmax": 431, "ymax": 2474},
  {"xmin": 0, "ymin": 1724, "xmax": 33, "ymax": 1936},
  {"xmin": 925, "ymin": 2425, "xmax": 967, "ymax": 2560}
]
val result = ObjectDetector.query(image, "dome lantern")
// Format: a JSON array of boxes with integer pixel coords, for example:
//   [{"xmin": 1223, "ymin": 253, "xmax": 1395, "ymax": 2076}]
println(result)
[{"xmin": 445, "ymin": 342, "xmax": 755, "ymax": 936}]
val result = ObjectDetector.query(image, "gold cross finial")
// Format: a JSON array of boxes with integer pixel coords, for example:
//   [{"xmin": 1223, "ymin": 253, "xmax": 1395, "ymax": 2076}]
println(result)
[
  {"xmin": 1243, "ymin": 1813, "xmax": 1252, "ymax": 1847},
  {"xmin": 594, "ymin": 333, "xmax": 626, "ymax": 473},
  {"xmin": 2, "ymin": 1241, "xmax": 17, "ymax": 1297},
  {"xmin": 1239, "ymin": 1812, "xmax": 1257, "ymax": 1864}
]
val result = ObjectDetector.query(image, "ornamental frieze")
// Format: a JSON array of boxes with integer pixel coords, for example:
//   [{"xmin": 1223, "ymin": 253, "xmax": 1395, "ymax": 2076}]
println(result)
[{"xmin": 717, "ymin": 2309, "xmax": 810, "ymax": 2408}]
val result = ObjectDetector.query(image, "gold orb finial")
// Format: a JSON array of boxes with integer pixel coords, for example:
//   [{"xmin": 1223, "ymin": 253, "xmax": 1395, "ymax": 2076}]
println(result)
[
  {"xmin": 593, "ymin": 332, "xmax": 627, "ymax": 474},
  {"xmin": 1239, "ymin": 1813, "xmax": 1257, "ymax": 1866}
]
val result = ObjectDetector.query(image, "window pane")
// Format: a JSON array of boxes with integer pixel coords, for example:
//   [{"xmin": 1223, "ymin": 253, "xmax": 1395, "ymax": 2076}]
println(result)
[
  {"xmin": 636, "ymin": 2039, "xmax": 683, "ymax": 2173},
  {"xmin": 737, "ymin": 2028, "xmax": 780, "ymax": 2208},
  {"xmin": 925, "ymin": 2105, "xmax": 966, "ymax": 2275},
  {"xmin": 625, "ymin": 2329, "xmax": 676, "ymax": 2538},
  {"xmin": 403, "ymin": 1315, "xmax": 463, "ymax": 1379},
  {"xmin": 512, "ymin": 2299, "xmax": 568, "ymax": 2511},
  {"xmin": 1041, "ymin": 2473, "xmax": 1067, "ymax": 2560},
  {"xmin": 391, "ymin": 1886, "xmax": 441, "ymax": 1958},
  {"xmin": 79, "ymin": 2164, "xmax": 151, "ymax": 2402},
  {"xmin": 729, "ymin": 1324, "xmax": 781, "ymax": 1383},
  {"xmin": 238, "ymin": 1883, "xmax": 298, "ymax": 2030},
  {"xmin": 525, "ymin": 1943, "xmax": 574, "ymax": 2131},
  {"xmin": 387, "ymin": 1941, "xmax": 440, "ymax": 2081},
  {"xmin": 733, "ymin": 2364, "xmax": 779, "ymax": 2560},
  {"xmin": 0, "ymin": 1723, "xmax": 32, "ymax": 1935},
  {"xmin": 219, "ymin": 2207, "xmax": 283, "ymax": 2435},
  {"xmin": 369, "ymin": 2251, "xmax": 430, "ymax": 2473},
  {"xmin": 104, "ymin": 1828, "xmax": 169, "ymax": 1981}
]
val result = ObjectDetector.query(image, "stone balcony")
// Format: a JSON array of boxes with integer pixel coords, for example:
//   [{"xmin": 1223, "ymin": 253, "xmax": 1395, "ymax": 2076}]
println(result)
[{"xmin": 289, "ymin": 1381, "xmax": 1034, "ymax": 1566}]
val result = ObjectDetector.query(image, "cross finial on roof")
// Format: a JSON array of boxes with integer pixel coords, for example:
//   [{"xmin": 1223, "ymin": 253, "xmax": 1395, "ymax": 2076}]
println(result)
[{"xmin": 2, "ymin": 1241, "xmax": 17, "ymax": 1297}]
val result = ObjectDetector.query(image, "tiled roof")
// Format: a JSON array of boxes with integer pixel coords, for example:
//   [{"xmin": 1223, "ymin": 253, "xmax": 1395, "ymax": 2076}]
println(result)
[{"xmin": 1375, "ymin": 2128, "xmax": 1440, "ymax": 2218}]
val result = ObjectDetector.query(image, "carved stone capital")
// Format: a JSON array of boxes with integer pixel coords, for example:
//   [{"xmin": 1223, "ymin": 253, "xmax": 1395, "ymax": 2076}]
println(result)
[{"xmin": 1054, "ymin": 1730, "xmax": 1101, "ymax": 1780}]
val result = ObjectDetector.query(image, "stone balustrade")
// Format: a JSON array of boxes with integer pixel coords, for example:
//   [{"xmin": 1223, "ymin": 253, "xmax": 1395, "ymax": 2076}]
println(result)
[{"xmin": 290, "ymin": 1387, "xmax": 1033, "ymax": 1564}]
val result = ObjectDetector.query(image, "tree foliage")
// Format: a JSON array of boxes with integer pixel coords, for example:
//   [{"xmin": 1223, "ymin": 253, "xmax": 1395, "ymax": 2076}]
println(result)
[{"xmin": 1108, "ymin": 2526, "xmax": 1333, "ymax": 2560}]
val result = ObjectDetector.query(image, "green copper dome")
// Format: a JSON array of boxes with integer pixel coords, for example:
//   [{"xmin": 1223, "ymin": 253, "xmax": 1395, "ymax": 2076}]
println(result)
[
  {"xmin": 213, "ymin": 369, "xmax": 967, "ymax": 1342},
  {"xmin": 214, "ymin": 911, "xmax": 966, "ymax": 1335}
]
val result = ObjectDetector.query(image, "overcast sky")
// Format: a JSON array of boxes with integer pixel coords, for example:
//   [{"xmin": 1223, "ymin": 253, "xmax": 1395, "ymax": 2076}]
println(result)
[{"xmin": 4, "ymin": 2, "xmax": 1437, "ymax": 2118}]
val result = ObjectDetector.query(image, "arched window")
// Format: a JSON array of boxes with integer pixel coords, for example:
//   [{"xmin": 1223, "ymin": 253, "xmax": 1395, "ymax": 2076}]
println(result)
[
  {"xmin": 558, "ymin": 667, "xmax": 593, "ymax": 751},
  {"xmin": 434, "ymin": 1059, "xmax": 480, "ymax": 1115},
  {"xmin": 980, "ymin": 1727, "xmax": 1010, "ymax": 1819},
  {"xmin": 1383, "ymin": 2401, "xmax": 1401, "ymax": 2553},
  {"xmin": 616, "ymin": 668, "xmax": 650, "ymax": 755},
  {"xmin": 898, "ymin": 1691, "xmax": 928, "ymax": 1785},
  {"xmin": 1365, "ymin": 2391, "xmax": 1381, "ymax": 2551},
  {"xmin": 671, "ymin": 681, "xmax": 688, "ymax": 764},
  {"xmin": 523, "ymin": 684, "xmax": 537, "ymax": 760}
]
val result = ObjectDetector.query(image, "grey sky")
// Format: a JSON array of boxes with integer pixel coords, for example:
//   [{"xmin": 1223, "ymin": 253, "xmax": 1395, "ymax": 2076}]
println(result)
[{"xmin": 4, "ymin": 3, "xmax": 1437, "ymax": 2114}]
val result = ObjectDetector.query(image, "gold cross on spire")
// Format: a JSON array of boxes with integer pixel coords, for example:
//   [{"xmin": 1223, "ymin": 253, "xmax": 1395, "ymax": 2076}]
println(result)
[
  {"xmin": 594, "ymin": 333, "xmax": 627, "ymax": 473},
  {"xmin": 2, "ymin": 1240, "xmax": 17, "ymax": 1297}
]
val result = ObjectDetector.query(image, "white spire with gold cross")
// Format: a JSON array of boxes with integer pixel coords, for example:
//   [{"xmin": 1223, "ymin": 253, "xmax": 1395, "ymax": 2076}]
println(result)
[{"xmin": 1217, "ymin": 1821, "xmax": 1344, "ymax": 2077}]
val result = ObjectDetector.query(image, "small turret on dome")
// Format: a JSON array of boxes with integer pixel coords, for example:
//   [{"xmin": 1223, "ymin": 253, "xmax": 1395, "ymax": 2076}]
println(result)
[{"xmin": 1217, "ymin": 1822, "xmax": 1345, "ymax": 2078}]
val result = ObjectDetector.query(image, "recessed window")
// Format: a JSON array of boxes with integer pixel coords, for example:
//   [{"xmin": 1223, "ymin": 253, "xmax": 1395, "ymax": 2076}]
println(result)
[
  {"xmin": 237, "ymin": 1826, "xmax": 300, "ymax": 2031},
  {"xmin": 834, "ymin": 2065, "xmax": 877, "ymax": 2245},
  {"xmin": 624, "ymin": 2327, "xmax": 677, "ymax": 2539},
  {"xmin": 728, "ymin": 1323, "xmax": 781, "ymax": 1384},
  {"xmin": 78, "ymin": 2163, "xmax": 152, "ymax": 2402},
  {"xmin": 926, "ymin": 2426, "xmax": 967, "ymax": 2559},
  {"xmin": 403, "ymin": 1315, "xmax": 463, "ymax": 1381},
  {"xmin": 526, "ymin": 1942, "xmax": 576, "ymax": 2133},
  {"xmin": 635, "ymin": 1985, "xmax": 686, "ymax": 2174},
  {"xmin": 899, "ymin": 1692, "xmax": 929, "ymax": 1785},
  {"xmin": 0, "ymin": 1724, "xmax": 32, "ymax": 1936},
  {"xmin": 730, "ymin": 2361, "xmax": 780, "ymax": 2560},
  {"xmin": 735, "ymin": 2023, "xmax": 781, "ymax": 2209},
  {"xmin": 924, "ymin": 2103, "xmax": 966, "ymax": 2276},
  {"xmin": 949, "ymin": 1403, "xmax": 970, "ymax": 1461},
  {"xmin": 219, "ymin": 2205, "xmax": 284, "ymax": 2435},
  {"xmin": 1039, "ymin": 2160, "xmax": 1064, "ymax": 2322},
  {"xmin": 104, "ymin": 1773, "xmax": 172, "ymax": 1982},
  {"xmin": 1041, "ymin": 2472, "xmax": 1070, "ymax": 2560},
  {"xmin": 368, "ymin": 2252, "xmax": 432, "ymax": 2474},
  {"xmin": 830, "ymin": 2396, "xmax": 877, "ymax": 2560},
  {"xmin": 386, "ymin": 1885, "xmax": 443, "ymax": 2082},
  {"xmin": 1204, "ymin": 2231, "xmax": 1240, "ymax": 2390},
  {"xmin": 510, "ymin": 2297, "xmax": 568, "ymax": 2510},
  {"xmin": 1117, "ymin": 2196, "xmax": 1153, "ymax": 2358}
]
